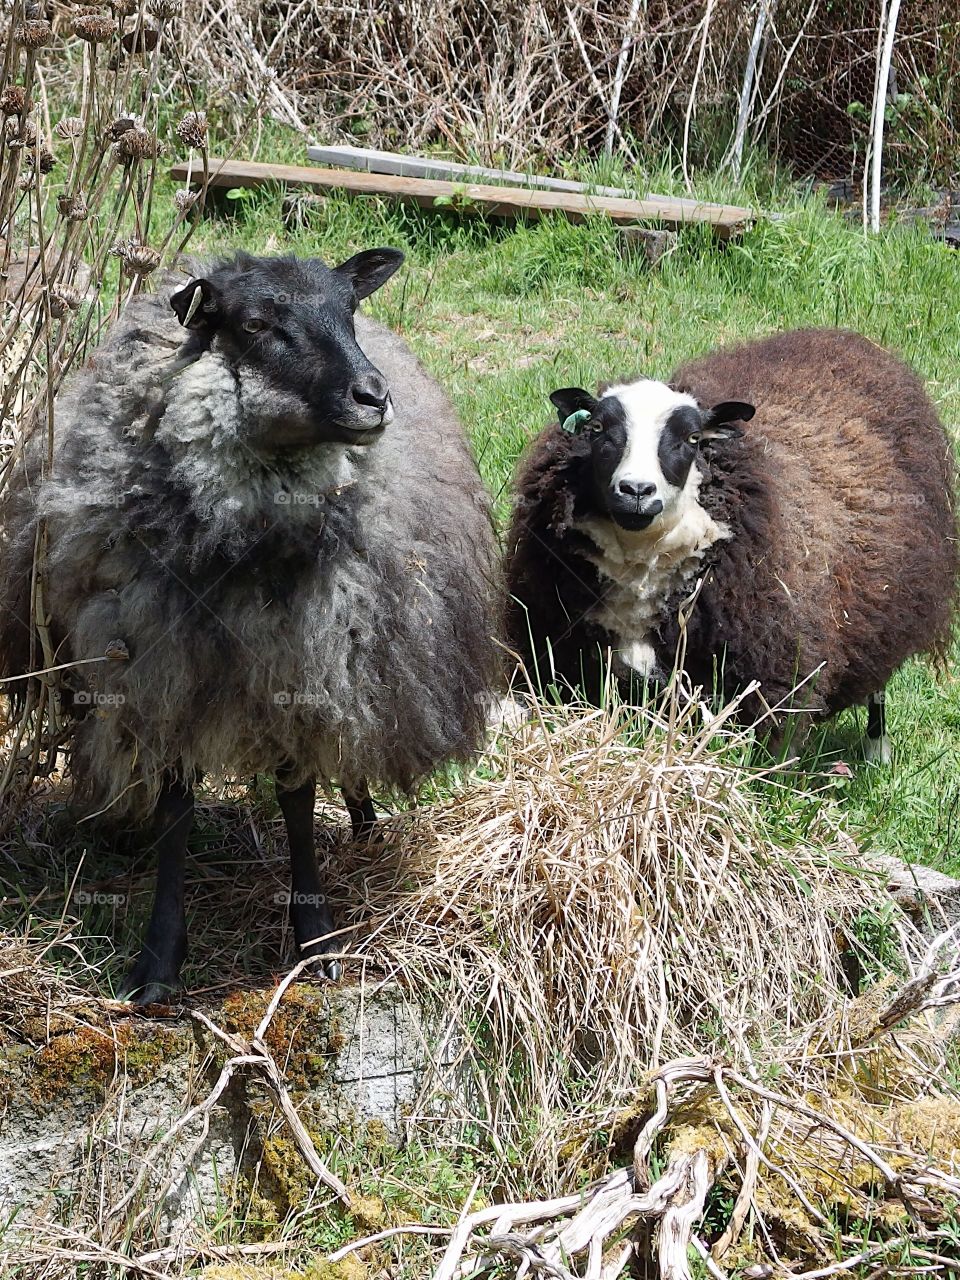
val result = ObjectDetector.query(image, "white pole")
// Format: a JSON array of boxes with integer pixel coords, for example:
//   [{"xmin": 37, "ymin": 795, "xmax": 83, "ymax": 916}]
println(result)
[
  {"xmin": 870, "ymin": 0, "xmax": 903, "ymax": 233},
  {"xmin": 728, "ymin": 0, "xmax": 774, "ymax": 179}
]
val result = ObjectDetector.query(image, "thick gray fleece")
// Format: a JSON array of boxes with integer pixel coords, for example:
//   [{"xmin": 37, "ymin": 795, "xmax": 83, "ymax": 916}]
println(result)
[{"xmin": 1, "ymin": 282, "xmax": 499, "ymax": 820}]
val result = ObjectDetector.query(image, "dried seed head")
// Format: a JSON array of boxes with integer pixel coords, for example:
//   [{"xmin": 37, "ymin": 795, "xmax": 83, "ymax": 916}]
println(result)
[
  {"xmin": 149, "ymin": 0, "xmax": 180, "ymax": 18},
  {"xmin": 57, "ymin": 191, "xmax": 88, "ymax": 220},
  {"xmin": 174, "ymin": 187, "xmax": 199, "ymax": 213},
  {"xmin": 18, "ymin": 171, "xmax": 36, "ymax": 193},
  {"xmin": 107, "ymin": 115, "xmax": 137, "ymax": 141},
  {"xmin": 121, "ymin": 20, "xmax": 159, "ymax": 53},
  {"xmin": 6, "ymin": 116, "xmax": 38, "ymax": 148},
  {"xmin": 0, "ymin": 86, "xmax": 28, "ymax": 116},
  {"xmin": 111, "ymin": 0, "xmax": 137, "ymax": 14},
  {"xmin": 54, "ymin": 115, "xmax": 84, "ymax": 139},
  {"xmin": 14, "ymin": 19, "xmax": 53, "ymax": 49},
  {"xmin": 29, "ymin": 146, "xmax": 57, "ymax": 174},
  {"xmin": 175, "ymin": 110, "xmax": 207, "ymax": 149},
  {"xmin": 73, "ymin": 10, "xmax": 118, "ymax": 42},
  {"xmin": 111, "ymin": 238, "xmax": 161, "ymax": 275},
  {"xmin": 112, "ymin": 124, "xmax": 162, "ymax": 163},
  {"xmin": 48, "ymin": 285, "xmax": 83, "ymax": 319}
]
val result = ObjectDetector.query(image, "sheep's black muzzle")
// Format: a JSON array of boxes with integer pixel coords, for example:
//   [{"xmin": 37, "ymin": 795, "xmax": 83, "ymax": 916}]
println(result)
[
  {"xmin": 607, "ymin": 493, "xmax": 664, "ymax": 531},
  {"xmin": 311, "ymin": 361, "xmax": 395, "ymax": 444}
]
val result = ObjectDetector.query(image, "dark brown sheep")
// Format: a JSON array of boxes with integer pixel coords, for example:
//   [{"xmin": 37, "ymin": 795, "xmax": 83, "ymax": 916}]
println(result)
[{"xmin": 504, "ymin": 328, "xmax": 958, "ymax": 758}]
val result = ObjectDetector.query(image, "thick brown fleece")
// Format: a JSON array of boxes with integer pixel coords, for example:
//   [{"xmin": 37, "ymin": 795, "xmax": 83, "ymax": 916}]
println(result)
[{"xmin": 505, "ymin": 328, "xmax": 958, "ymax": 725}]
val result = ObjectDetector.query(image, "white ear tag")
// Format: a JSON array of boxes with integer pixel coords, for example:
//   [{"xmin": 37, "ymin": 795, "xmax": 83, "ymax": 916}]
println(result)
[{"xmin": 182, "ymin": 283, "xmax": 204, "ymax": 327}]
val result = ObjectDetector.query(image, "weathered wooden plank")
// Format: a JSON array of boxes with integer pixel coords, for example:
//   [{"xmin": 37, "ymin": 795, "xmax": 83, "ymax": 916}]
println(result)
[
  {"xmin": 306, "ymin": 143, "xmax": 633, "ymax": 199},
  {"xmin": 171, "ymin": 158, "xmax": 753, "ymax": 234}
]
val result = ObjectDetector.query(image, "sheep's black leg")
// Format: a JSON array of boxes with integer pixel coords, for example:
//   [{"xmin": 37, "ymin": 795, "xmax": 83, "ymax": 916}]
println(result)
[
  {"xmin": 277, "ymin": 774, "xmax": 342, "ymax": 980},
  {"xmin": 864, "ymin": 689, "xmax": 891, "ymax": 765},
  {"xmin": 120, "ymin": 774, "xmax": 193, "ymax": 1004},
  {"xmin": 342, "ymin": 779, "xmax": 377, "ymax": 841}
]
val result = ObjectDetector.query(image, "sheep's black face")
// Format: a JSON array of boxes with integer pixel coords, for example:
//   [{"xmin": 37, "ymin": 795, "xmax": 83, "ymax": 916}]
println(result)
[
  {"xmin": 550, "ymin": 381, "xmax": 754, "ymax": 532},
  {"xmin": 170, "ymin": 249, "xmax": 404, "ymax": 449}
]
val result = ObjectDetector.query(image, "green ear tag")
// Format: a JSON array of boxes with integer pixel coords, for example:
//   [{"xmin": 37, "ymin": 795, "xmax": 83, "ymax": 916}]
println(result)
[{"xmin": 561, "ymin": 409, "xmax": 592, "ymax": 434}]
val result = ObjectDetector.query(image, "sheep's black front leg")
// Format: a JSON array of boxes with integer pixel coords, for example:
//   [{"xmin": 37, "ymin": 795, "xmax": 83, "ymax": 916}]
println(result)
[
  {"xmin": 342, "ymin": 778, "xmax": 377, "ymax": 841},
  {"xmin": 120, "ymin": 774, "xmax": 193, "ymax": 1005},
  {"xmin": 277, "ymin": 774, "xmax": 342, "ymax": 980},
  {"xmin": 864, "ymin": 689, "xmax": 891, "ymax": 765}
]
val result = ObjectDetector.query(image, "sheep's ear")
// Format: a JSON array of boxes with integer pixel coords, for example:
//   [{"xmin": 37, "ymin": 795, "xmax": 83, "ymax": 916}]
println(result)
[
  {"xmin": 170, "ymin": 278, "xmax": 219, "ymax": 330},
  {"xmin": 550, "ymin": 388, "xmax": 599, "ymax": 433},
  {"xmin": 334, "ymin": 248, "xmax": 405, "ymax": 302},
  {"xmin": 700, "ymin": 400, "xmax": 755, "ymax": 440}
]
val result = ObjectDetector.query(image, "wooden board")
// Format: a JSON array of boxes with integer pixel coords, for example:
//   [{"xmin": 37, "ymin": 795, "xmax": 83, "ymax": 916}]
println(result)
[
  {"xmin": 306, "ymin": 143, "xmax": 633, "ymax": 199},
  {"xmin": 171, "ymin": 158, "xmax": 753, "ymax": 236}
]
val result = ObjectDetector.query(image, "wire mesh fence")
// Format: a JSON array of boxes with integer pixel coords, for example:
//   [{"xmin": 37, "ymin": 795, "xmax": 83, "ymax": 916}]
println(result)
[{"xmin": 171, "ymin": 0, "xmax": 958, "ymax": 188}]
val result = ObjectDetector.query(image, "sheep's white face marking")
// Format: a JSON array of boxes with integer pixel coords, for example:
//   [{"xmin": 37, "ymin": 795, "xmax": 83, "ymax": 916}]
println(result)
[
  {"xmin": 604, "ymin": 380, "xmax": 703, "ymax": 523},
  {"xmin": 573, "ymin": 379, "xmax": 732, "ymax": 675}
]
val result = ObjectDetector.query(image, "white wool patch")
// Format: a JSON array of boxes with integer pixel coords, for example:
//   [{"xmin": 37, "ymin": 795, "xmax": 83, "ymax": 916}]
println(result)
[
  {"xmin": 154, "ymin": 352, "xmax": 353, "ymax": 529},
  {"xmin": 863, "ymin": 734, "xmax": 892, "ymax": 765},
  {"xmin": 620, "ymin": 640, "xmax": 658, "ymax": 676},
  {"xmin": 575, "ymin": 465, "xmax": 731, "ymax": 672},
  {"xmin": 604, "ymin": 379, "xmax": 700, "ymax": 504}
]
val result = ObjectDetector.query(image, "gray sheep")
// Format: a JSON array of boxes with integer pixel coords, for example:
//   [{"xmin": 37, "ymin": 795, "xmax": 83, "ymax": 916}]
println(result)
[{"xmin": 0, "ymin": 249, "xmax": 499, "ymax": 1002}]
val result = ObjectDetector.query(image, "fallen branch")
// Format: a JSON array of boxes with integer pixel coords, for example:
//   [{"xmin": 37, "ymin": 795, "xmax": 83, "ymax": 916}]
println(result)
[{"xmin": 328, "ymin": 1224, "xmax": 457, "ymax": 1262}]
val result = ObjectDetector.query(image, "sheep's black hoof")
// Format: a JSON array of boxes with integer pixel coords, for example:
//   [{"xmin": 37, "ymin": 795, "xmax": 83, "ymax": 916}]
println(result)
[
  {"xmin": 118, "ymin": 958, "xmax": 183, "ymax": 1006},
  {"xmin": 293, "ymin": 898, "xmax": 343, "ymax": 981},
  {"xmin": 300, "ymin": 941, "xmax": 343, "ymax": 982},
  {"xmin": 318, "ymin": 954, "xmax": 343, "ymax": 982}
]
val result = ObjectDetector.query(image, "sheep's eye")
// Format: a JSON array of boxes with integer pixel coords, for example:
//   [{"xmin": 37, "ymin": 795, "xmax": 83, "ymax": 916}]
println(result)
[
  {"xmin": 588, "ymin": 420, "xmax": 604, "ymax": 434},
  {"xmin": 242, "ymin": 318, "xmax": 268, "ymax": 334},
  {"xmin": 687, "ymin": 432, "xmax": 701, "ymax": 446}
]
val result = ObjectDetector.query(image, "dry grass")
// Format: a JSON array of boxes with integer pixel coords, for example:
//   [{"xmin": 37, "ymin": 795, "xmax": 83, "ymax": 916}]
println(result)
[
  {"xmin": 3, "ymin": 688, "xmax": 958, "ymax": 1276},
  {"xmin": 0, "ymin": 1, "xmax": 226, "ymax": 814},
  {"xmin": 336, "ymin": 689, "xmax": 882, "ymax": 1182}
]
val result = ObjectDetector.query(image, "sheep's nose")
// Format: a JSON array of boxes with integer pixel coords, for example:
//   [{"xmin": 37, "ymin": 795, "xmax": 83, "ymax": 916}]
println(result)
[
  {"xmin": 350, "ymin": 372, "xmax": 390, "ymax": 412},
  {"xmin": 616, "ymin": 479, "xmax": 658, "ymax": 499}
]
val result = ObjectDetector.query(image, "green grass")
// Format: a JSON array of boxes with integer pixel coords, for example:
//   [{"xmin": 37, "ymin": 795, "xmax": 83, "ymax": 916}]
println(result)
[{"xmin": 180, "ymin": 161, "xmax": 960, "ymax": 873}]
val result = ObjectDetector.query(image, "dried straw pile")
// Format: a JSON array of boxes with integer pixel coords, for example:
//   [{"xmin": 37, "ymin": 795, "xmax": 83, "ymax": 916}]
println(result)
[{"xmin": 341, "ymin": 693, "xmax": 873, "ymax": 1168}]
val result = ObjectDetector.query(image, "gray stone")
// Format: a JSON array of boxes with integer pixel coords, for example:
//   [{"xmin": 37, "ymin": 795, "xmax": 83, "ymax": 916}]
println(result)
[
  {"xmin": 0, "ymin": 977, "xmax": 457, "ymax": 1242},
  {"xmin": 875, "ymin": 853, "xmax": 960, "ymax": 929},
  {"xmin": 616, "ymin": 226, "xmax": 676, "ymax": 267}
]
